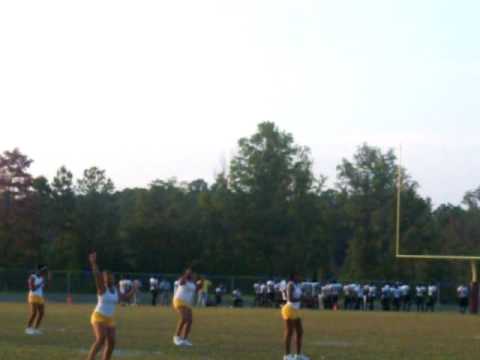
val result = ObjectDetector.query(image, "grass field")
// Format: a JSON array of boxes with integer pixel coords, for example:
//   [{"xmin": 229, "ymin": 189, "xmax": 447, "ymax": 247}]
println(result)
[{"xmin": 1, "ymin": 303, "xmax": 480, "ymax": 360}]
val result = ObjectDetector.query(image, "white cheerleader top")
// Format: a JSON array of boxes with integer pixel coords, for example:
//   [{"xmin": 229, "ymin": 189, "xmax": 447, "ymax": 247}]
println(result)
[
  {"xmin": 29, "ymin": 274, "xmax": 45, "ymax": 298},
  {"xmin": 94, "ymin": 288, "xmax": 119, "ymax": 317},
  {"xmin": 287, "ymin": 282, "xmax": 302, "ymax": 310},
  {"xmin": 174, "ymin": 280, "xmax": 196, "ymax": 306}
]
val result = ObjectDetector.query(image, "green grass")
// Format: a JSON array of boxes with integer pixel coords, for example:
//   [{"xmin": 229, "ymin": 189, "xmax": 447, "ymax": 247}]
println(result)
[{"xmin": 1, "ymin": 303, "xmax": 480, "ymax": 359}]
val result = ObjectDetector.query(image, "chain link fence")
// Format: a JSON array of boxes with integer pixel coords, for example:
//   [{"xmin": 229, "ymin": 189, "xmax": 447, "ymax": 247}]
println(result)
[
  {"xmin": 0, "ymin": 269, "xmax": 466, "ymax": 308},
  {"xmin": 0, "ymin": 269, "xmax": 264, "ymax": 305}
]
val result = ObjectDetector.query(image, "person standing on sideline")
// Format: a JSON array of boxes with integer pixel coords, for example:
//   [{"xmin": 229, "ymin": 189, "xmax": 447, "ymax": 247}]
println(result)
[
  {"xmin": 426, "ymin": 284, "xmax": 438, "ymax": 312},
  {"xmin": 150, "ymin": 276, "xmax": 160, "ymax": 306},
  {"xmin": 232, "ymin": 289, "xmax": 244, "ymax": 308},
  {"xmin": 415, "ymin": 284, "xmax": 426, "ymax": 312},
  {"xmin": 159, "ymin": 278, "xmax": 172, "ymax": 306},
  {"xmin": 215, "ymin": 284, "xmax": 226, "ymax": 306},
  {"xmin": 367, "ymin": 284, "xmax": 377, "ymax": 311},
  {"xmin": 400, "ymin": 284, "xmax": 411, "ymax": 311},
  {"xmin": 25, "ymin": 265, "xmax": 50, "ymax": 335},
  {"xmin": 196, "ymin": 276, "xmax": 211, "ymax": 307},
  {"xmin": 119, "ymin": 277, "xmax": 133, "ymax": 306},
  {"xmin": 457, "ymin": 285, "xmax": 469, "ymax": 314},
  {"xmin": 392, "ymin": 285, "xmax": 401, "ymax": 311}
]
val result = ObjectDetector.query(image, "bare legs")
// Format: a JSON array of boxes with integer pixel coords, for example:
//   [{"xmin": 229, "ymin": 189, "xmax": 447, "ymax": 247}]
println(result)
[
  {"xmin": 87, "ymin": 323, "xmax": 116, "ymax": 360},
  {"xmin": 284, "ymin": 319, "xmax": 303, "ymax": 356},
  {"xmin": 175, "ymin": 307, "xmax": 193, "ymax": 340},
  {"xmin": 27, "ymin": 303, "xmax": 44, "ymax": 329}
]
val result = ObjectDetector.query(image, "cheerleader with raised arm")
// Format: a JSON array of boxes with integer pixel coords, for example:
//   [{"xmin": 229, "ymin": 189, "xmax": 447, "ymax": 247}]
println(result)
[{"xmin": 86, "ymin": 253, "xmax": 138, "ymax": 360}]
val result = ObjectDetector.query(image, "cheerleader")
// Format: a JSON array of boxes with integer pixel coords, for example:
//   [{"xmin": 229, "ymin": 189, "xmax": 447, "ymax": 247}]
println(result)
[
  {"xmin": 172, "ymin": 268, "xmax": 202, "ymax": 347},
  {"xmin": 25, "ymin": 265, "xmax": 50, "ymax": 335},
  {"xmin": 281, "ymin": 273, "xmax": 309, "ymax": 360},
  {"xmin": 86, "ymin": 253, "xmax": 138, "ymax": 360}
]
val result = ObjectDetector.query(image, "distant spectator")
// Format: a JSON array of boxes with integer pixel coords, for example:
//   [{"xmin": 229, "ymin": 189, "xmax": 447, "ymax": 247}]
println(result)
[
  {"xmin": 381, "ymin": 284, "xmax": 392, "ymax": 311},
  {"xmin": 392, "ymin": 285, "xmax": 401, "ymax": 312},
  {"xmin": 159, "ymin": 279, "xmax": 172, "ymax": 306},
  {"xmin": 232, "ymin": 289, "xmax": 244, "ymax": 308},
  {"xmin": 400, "ymin": 284, "xmax": 411, "ymax": 311},
  {"xmin": 149, "ymin": 276, "xmax": 159, "ymax": 306},
  {"xmin": 426, "ymin": 284, "xmax": 438, "ymax": 312},
  {"xmin": 197, "ymin": 277, "xmax": 212, "ymax": 307},
  {"xmin": 260, "ymin": 282, "xmax": 268, "ymax": 306},
  {"xmin": 253, "ymin": 282, "xmax": 262, "ymax": 307},
  {"xmin": 415, "ymin": 285, "xmax": 427, "ymax": 312},
  {"xmin": 457, "ymin": 285, "xmax": 469, "ymax": 314},
  {"xmin": 132, "ymin": 279, "xmax": 142, "ymax": 305},
  {"xmin": 267, "ymin": 280, "xmax": 275, "ymax": 306},
  {"xmin": 367, "ymin": 284, "xmax": 377, "ymax": 311},
  {"xmin": 215, "ymin": 284, "xmax": 226, "ymax": 306},
  {"xmin": 119, "ymin": 277, "xmax": 133, "ymax": 306}
]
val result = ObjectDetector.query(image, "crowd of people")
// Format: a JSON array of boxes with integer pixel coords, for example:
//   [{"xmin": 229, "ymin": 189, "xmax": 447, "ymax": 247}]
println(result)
[
  {"xmin": 252, "ymin": 280, "xmax": 472, "ymax": 314},
  {"xmin": 146, "ymin": 276, "xmax": 244, "ymax": 308},
  {"xmin": 115, "ymin": 276, "xmax": 472, "ymax": 315}
]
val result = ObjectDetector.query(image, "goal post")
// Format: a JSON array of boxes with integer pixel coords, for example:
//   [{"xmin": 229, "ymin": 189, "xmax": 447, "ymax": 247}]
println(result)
[{"xmin": 395, "ymin": 149, "xmax": 480, "ymax": 313}]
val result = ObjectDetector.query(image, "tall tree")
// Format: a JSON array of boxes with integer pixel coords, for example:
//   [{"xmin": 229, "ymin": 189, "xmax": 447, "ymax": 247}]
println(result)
[
  {"xmin": 337, "ymin": 144, "xmax": 433, "ymax": 280},
  {"xmin": 0, "ymin": 149, "xmax": 36, "ymax": 265},
  {"xmin": 229, "ymin": 122, "xmax": 319, "ymax": 275},
  {"xmin": 75, "ymin": 167, "xmax": 118, "ymax": 268}
]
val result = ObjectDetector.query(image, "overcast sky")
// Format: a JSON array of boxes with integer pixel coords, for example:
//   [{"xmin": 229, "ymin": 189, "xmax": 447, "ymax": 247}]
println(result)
[{"xmin": 1, "ymin": 0, "xmax": 479, "ymax": 206}]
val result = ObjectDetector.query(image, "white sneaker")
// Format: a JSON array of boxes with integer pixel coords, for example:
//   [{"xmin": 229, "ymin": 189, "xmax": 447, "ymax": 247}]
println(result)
[
  {"xmin": 33, "ymin": 329, "xmax": 43, "ymax": 335},
  {"xmin": 283, "ymin": 355, "xmax": 295, "ymax": 360},
  {"xmin": 25, "ymin": 328, "xmax": 35, "ymax": 335},
  {"xmin": 173, "ymin": 336, "xmax": 183, "ymax": 346},
  {"xmin": 181, "ymin": 339, "xmax": 193, "ymax": 347}
]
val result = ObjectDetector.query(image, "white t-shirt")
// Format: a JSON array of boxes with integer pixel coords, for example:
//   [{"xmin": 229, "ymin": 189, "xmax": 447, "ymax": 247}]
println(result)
[
  {"xmin": 119, "ymin": 279, "xmax": 132, "ymax": 294},
  {"xmin": 400, "ymin": 285, "xmax": 410, "ymax": 296},
  {"xmin": 260, "ymin": 284, "xmax": 267, "ymax": 294},
  {"xmin": 458, "ymin": 286, "xmax": 469, "ymax": 298},
  {"xmin": 428, "ymin": 285, "xmax": 437, "ymax": 297},
  {"xmin": 267, "ymin": 281, "xmax": 275, "ymax": 294},
  {"xmin": 416, "ymin": 286, "xmax": 426, "ymax": 297},
  {"xmin": 150, "ymin": 278, "xmax": 159, "ymax": 291},
  {"xmin": 356, "ymin": 285, "xmax": 364, "ymax": 298},
  {"xmin": 393, "ymin": 287, "xmax": 401, "ymax": 299}
]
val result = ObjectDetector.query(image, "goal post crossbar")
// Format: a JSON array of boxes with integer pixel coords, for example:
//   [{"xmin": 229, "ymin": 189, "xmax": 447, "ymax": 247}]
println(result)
[{"xmin": 395, "ymin": 146, "xmax": 480, "ymax": 262}]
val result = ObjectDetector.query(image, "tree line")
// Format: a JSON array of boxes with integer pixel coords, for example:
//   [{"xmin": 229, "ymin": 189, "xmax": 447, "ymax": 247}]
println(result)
[{"xmin": 1, "ymin": 122, "xmax": 479, "ymax": 283}]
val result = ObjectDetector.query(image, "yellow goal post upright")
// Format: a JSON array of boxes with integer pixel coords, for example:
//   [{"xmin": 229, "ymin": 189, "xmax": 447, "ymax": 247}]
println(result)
[{"xmin": 395, "ymin": 147, "xmax": 479, "ymax": 313}]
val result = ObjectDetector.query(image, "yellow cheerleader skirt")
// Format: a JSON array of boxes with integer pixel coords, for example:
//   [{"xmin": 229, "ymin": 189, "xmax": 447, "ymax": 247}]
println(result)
[
  {"xmin": 90, "ymin": 312, "xmax": 115, "ymax": 327},
  {"xmin": 281, "ymin": 304, "xmax": 301, "ymax": 320},
  {"xmin": 173, "ymin": 298, "xmax": 192, "ymax": 311},
  {"xmin": 28, "ymin": 294, "xmax": 45, "ymax": 305}
]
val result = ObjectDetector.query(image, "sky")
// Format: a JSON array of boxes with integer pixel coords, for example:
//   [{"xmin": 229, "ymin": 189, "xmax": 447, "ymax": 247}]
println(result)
[{"xmin": 0, "ymin": 0, "xmax": 479, "ymax": 206}]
